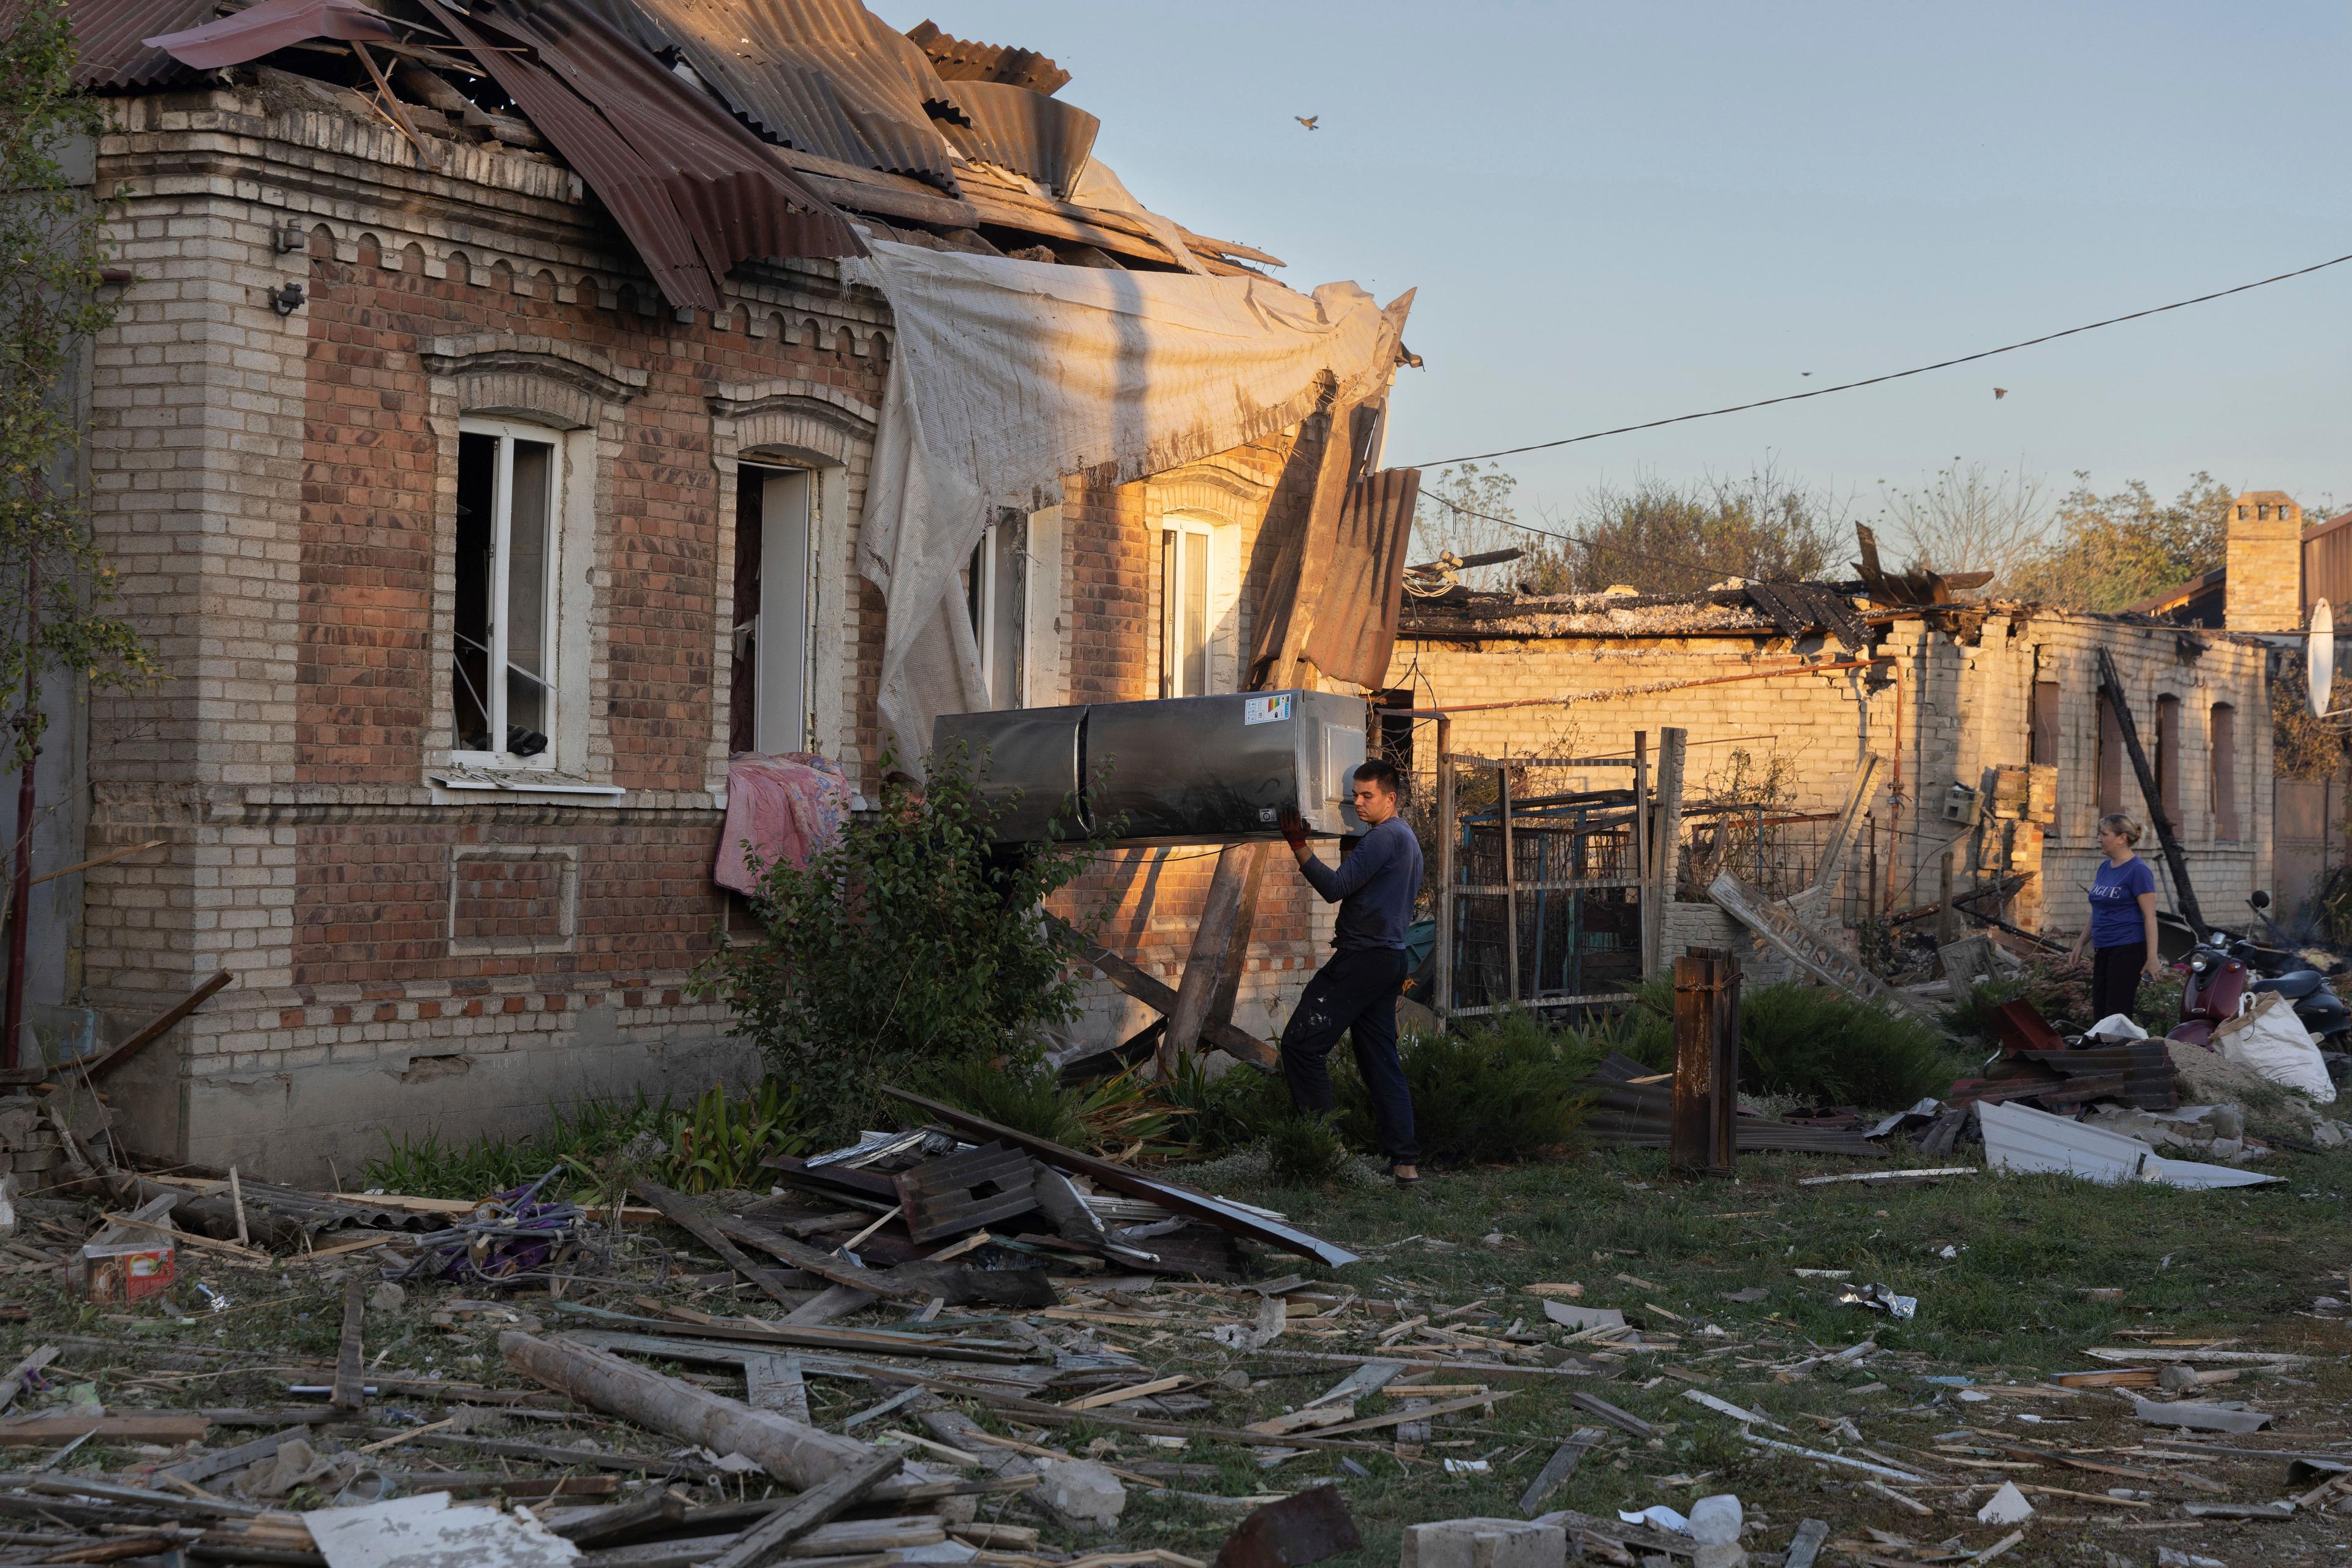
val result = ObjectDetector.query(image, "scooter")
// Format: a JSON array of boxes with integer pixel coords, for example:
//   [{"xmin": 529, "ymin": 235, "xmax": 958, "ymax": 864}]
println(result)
[
  {"xmin": 2171, "ymin": 902, "xmax": 2352, "ymax": 1072},
  {"xmin": 2226, "ymin": 891, "xmax": 2351, "ymax": 1049}
]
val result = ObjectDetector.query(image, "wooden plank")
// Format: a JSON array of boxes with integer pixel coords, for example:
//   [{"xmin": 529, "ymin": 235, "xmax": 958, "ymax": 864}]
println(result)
[
  {"xmin": 714, "ymin": 1214, "xmax": 922, "ymax": 1303},
  {"xmin": 0, "ymin": 971, "xmax": 233, "ymax": 1087},
  {"xmin": 1784, "ymin": 1518, "xmax": 1831, "ymax": 1568},
  {"xmin": 784, "ymin": 1285, "xmax": 877, "ymax": 1327},
  {"xmin": 745, "ymin": 1354, "xmax": 809, "ymax": 1423},
  {"xmin": 1520, "ymin": 1427, "xmax": 1606, "ymax": 1517},
  {"xmin": 632, "ymin": 1180, "xmax": 804, "ymax": 1313},
  {"xmin": 329, "ymin": 1279, "xmax": 364, "ymax": 1411},
  {"xmin": 1076, "ymin": 937, "xmax": 1277, "ymax": 1069},
  {"xmin": 1650, "ymin": 727, "xmax": 1687, "ymax": 975},
  {"xmin": 549, "ymin": 1485, "xmax": 689, "ymax": 1546},
  {"xmin": 704, "ymin": 1448, "xmax": 903, "ymax": 1568},
  {"xmin": 2094, "ymin": 646, "xmax": 2204, "ymax": 932},
  {"xmin": 1709, "ymin": 869, "xmax": 1923, "ymax": 1016},
  {"xmin": 0, "ymin": 1413, "xmax": 211, "ymax": 1444}
]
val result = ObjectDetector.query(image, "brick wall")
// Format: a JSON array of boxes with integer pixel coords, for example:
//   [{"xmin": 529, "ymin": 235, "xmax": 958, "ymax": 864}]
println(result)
[{"xmin": 1385, "ymin": 609, "xmax": 2271, "ymax": 949}]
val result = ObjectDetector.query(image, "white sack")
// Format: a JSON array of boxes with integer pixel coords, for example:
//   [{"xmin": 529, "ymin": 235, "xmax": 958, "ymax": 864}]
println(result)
[
  {"xmin": 2215, "ymin": 990, "xmax": 2337, "ymax": 1103},
  {"xmin": 2086, "ymin": 1012, "xmax": 2148, "ymax": 1041},
  {"xmin": 848, "ymin": 240, "xmax": 1408, "ymax": 765}
]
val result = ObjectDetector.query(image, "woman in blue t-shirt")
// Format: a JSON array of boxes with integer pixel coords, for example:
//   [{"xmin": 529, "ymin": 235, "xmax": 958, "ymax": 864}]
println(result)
[{"xmin": 2068, "ymin": 812, "xmax": 2161, "ymax": 1025}]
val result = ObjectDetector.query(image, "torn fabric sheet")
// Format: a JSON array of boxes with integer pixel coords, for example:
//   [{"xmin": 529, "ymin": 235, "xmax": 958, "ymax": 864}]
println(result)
[{"xmin": 850, "ymin": 239, "xmax": 1409, "ymax": 766}]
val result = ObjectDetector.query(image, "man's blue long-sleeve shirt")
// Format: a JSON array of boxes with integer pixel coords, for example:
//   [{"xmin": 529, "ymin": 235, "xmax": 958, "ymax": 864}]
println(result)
[{"xmin": 1299, "ymin": 815, "xmax": 1423, "ymax": 952}]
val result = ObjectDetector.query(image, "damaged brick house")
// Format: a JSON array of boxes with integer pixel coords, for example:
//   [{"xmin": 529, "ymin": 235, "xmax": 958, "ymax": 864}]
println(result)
[
  {"xmin": 1384, "ymin": 537, "xmax": 2275, "ymax": 1009},
  {"xmin": 42, "ymin": 0, "xmax": 1419, "ymax": 1178}
]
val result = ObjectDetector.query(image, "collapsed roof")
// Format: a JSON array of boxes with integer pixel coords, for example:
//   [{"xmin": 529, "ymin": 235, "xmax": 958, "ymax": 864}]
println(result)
[{"xmin": 67, "ymin": 0, "xmax": 1284, "ymax": 305}]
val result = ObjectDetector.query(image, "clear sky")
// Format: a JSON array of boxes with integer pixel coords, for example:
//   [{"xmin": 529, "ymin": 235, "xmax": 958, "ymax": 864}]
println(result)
[{"xmin": 878, "ymin": 1, "xmax": 2352, "ymax": 533}]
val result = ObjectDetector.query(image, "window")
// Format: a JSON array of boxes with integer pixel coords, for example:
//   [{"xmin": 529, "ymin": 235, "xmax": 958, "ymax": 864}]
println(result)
[
  {"xmin": 454, "ymin": 421, "xmax": 560, "ymax": 762},
  {"xmin": 2029, "ymin": 680, "xmax": 2060, "ymax": 765},
  {"xmin": 1159, "ymin": 517, "xmax": 1213, "ymax": 698},
  {"xmin": 2155, "ymin": 694, "xmax": 2181, "ymax": 827},
  {"xmin": 2095, "ymin": 694, "xmax": 2124, "ymax": 815},
  {"xmin": 968, "ymin": 512, "xmax": 1028, "ymax": 708},
  {"xmin": 729, "ymin": 465, "xmax": 813, "ymax": 755},
  {"xmin": 2211, "ymin": 702, "xmax": 2240, "ymax": 840}
]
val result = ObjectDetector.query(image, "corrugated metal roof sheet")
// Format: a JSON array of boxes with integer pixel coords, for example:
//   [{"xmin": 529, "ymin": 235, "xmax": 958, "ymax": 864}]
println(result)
[
  {"xmin": 141, "ymin": 0, "xmax": 396, "ymax": 70},
  {"xmin": 53, "ymin": 0, "xmax": 216, "ymax": 88},
  {"xmin": 432, "ymin": 0, "xmax": 864, "ymax": 311},
  {"xmin": 937, "ymin": 77, "xmax": 1096, "ymax": 197},
  {"xmin": 904, "ymin": 19, "xmax": 1068, "ymax": 95},
  {"xmin": 572, "ymin": 0, "xmax": 963, "ymax": 186}
]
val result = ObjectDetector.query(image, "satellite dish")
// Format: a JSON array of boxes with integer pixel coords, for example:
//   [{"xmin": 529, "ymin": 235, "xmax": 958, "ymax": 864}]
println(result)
[{"xmin": 2310, "ymin": 598, "xmax": 2335, "ymax": 717}]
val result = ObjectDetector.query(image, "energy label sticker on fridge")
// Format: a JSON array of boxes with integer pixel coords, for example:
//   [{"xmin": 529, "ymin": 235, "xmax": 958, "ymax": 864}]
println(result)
[{"xmin": 1243, "ymin": 694, "xmax": 1291, "ymax": 725}]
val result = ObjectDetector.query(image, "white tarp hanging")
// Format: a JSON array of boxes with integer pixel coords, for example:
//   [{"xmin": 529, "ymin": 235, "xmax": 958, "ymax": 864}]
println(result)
[{"xmin": 848, "ymin": 239, "xmax": 1409, "ymax": 766}]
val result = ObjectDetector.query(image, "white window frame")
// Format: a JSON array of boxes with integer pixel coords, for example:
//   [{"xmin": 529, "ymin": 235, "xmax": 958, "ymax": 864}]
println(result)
[
  {"xmin": 1159, "ymin": 514, "xmax": 1216, "ymax": 699},
  {"xmin": 742, "ymin": 465, "xmax": 815, "ymax": 755},
  {"xmin": 969, "ymin": 512, "xmax": 1030, "ymax": 709},
  {"xmin": 453, "ymin": 417, "xmax": 564, "ymax": 770}
]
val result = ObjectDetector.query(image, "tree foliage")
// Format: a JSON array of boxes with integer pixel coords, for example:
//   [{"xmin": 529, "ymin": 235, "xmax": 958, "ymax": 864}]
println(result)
[
  {"xmin": 1563, "ymin": 466, "xmax": 1843, "ymax": 596},
  {"xmin": 1, "ymin": 0, "xmax": 154, "ymax": 763},
  {"xmin": 692, "ymin": 748, "xmax": 1109, "ymax": 1140},
  {"xmin": 1407, "ymin": 462, "xmax": 1531, "ymax": 592},
  {"xmin": 2002, "ymin": 471, "xmax": 2234, "ymax": 613}
]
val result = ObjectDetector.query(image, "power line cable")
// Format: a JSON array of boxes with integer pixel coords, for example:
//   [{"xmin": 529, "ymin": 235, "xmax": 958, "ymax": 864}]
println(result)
[
  {"xmin": 1401, "ymin": 249, "xmax": 2352, "ymax": 469},
  {"xmin": 1419, "ymin": 488, "xmax": 1758, "ymax": 585}
]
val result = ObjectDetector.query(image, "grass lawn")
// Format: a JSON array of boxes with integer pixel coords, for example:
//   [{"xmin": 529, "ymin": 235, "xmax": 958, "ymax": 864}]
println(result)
[
  {"xmin": 1101, "ymin": 1141, "xmax": 2352, "ymax": 1566},
  {"xmin": 6, "ymin": 1138, "xmax": 2348, "ymax": 1568}
]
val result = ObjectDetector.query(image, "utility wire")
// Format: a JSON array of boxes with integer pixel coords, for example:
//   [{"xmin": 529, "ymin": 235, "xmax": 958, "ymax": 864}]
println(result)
[
  {"xmin": 1419, "ymin": 488, "xmax": 1757, "ymax": 586},
  {"xmin": 1401, "ymin": 249, "xmax": 2352, "ymax": 469}
]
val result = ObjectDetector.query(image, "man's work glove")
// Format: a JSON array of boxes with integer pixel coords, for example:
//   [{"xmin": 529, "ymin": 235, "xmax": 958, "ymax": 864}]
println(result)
[{"xmin": 1276, "ymin": 809, "xmax": 1308, "ymax": 851}]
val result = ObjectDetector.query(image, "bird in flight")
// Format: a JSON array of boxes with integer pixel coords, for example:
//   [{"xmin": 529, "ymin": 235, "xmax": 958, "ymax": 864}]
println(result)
[
  {"xmin": 1993, "ymin": 387, "xmax": 2008, "ymax": 399},
  {"xmin": 1296, "ymin": 115, "xmax": 1319, "ymax": 130}
]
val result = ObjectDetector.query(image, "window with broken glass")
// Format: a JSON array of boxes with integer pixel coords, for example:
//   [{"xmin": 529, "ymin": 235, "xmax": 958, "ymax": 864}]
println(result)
[{"xmin": 453, "ymin": 419, "xmax": 561, "ymax": 763}]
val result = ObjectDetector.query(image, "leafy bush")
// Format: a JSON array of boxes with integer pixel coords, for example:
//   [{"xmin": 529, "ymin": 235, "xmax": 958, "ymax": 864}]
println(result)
[
  {"xmin": 1335, "ymin": 1008, "xmax": 1597, "ymax": 1164},
  {"xmin": 1264, "ymin": 1114, "xmax": 1352, "ymax": 1185},
  {"xmin": 363, "ymin": 1079, "xmax": 808, "ymax": 1200},
  {"xmin": 1624, "ymin": 979, "xmax": 1959, "ymax": 1108},
  {"xmin": 927, "ymin": 1057, "xmax": 1188, "ymax": 1161},
  {"xmin": 1161, "ymin": 1055, "xmax": 1292, "ymax": 1158},
  {"xmin": 693, "ymin": 746, "xmax": 1109, "ymax": 1140}
]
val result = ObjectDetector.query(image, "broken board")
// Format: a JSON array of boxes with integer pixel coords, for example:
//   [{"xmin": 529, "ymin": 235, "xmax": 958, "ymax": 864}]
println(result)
[{"xmin": 1709, "ymin": 870, "xmax": 1924, "ymax": 1018}]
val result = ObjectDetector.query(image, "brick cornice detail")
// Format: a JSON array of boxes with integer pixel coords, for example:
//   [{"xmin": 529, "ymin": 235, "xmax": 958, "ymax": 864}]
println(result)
[
  {"xmin": 706, "ymin": 379, "xmax": 878, "ymax": 437},
  {"xmin": 421, "ymin": 335, "xmax": 647, "ymax": 405}
]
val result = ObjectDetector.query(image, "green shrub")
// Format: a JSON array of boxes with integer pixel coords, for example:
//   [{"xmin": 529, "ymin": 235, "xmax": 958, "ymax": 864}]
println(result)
[
  {"xmin": 1624, "ymin": 978, "xmax": 1959, "ymax": 1109},
  {"xmin": 1161, "ymin": 1055, "xmax": 1292, "ymax": 1157},
  {"xmin": 928, "ymin": 1056, "xmax": 1189, "ymax": 1161},
  {"xmin": 1336, "ymin": 1008, "xmax": 1596, "ymax": 1164},
  {"xmin": 1264, "ymin": 1114, "xmax": 1352, "ymax": 1185},
  {"xmin": 692, "ymin": 745, "xmax": 1111, "ymax": 1140},
  {"xmin": 363, "ymin": 1078, "xmax": 809, "ymax": 1200}
]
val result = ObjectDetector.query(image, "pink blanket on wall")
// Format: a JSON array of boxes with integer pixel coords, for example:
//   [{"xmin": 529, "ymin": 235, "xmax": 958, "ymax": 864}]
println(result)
[{"xmin": 714, "ymin": 753, "xmax": 850, "ymax": 895}]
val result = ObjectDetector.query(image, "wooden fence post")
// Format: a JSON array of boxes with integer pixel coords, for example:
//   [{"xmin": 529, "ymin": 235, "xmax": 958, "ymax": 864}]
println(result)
[
  {"xmin": 1670, "ymin": 948, "xmax": 1740, "ymax": 1177},
  {"xmin": 1434, "ymin": 717, "xmax": 1455, "ymax": 1025},
  {"xmin": 1649, "ymin": 728, "xmax": 1688, "ymax": 974}
]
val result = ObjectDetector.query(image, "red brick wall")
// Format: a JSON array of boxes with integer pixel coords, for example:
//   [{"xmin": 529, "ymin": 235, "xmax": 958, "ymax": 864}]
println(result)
[
  {"xmin": 296, "ymin": 235, "xmax": 888, "ymax": 790},
  {"xmin": 293, "ymin": 821, "xmax": 720, "ymax": 986}
]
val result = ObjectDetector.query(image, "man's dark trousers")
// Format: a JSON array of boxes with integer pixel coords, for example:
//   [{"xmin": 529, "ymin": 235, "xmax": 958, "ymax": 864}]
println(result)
[{"xmin": 1280, "ymin": 946, "xmax": 1418, "ymax": 1164}]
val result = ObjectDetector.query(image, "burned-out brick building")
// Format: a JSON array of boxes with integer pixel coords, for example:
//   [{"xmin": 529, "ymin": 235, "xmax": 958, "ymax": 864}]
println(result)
[
  {"xmin": 42, "ymin": 0, "xmax": 1419, "ymax": 1178},
  {"xmin": 1382, "ymin": 548, "xmax": 2277, "ymax": 1011}
]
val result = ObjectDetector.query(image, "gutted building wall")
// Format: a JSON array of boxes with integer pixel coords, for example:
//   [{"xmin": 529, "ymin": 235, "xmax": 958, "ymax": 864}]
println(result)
[{"xmin": 1384, "ymin": 608, "xmax": 2271, "ymax": 955}]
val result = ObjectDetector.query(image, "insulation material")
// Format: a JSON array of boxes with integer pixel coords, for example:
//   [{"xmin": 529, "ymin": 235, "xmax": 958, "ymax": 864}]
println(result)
[
  {"xmin": 2214, "ymin": 990, "xmax": 2337, "ymax": 1104},
  {"xmin": 852, "ymin": 240, "xmax": 1409, "ymax": 764},
  {"xmin": 306, "ymin": 1491, "xmax": 580, "ymax": 1567}
]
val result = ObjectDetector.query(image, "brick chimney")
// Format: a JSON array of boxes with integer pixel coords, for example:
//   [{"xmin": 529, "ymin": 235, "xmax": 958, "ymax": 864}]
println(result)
[{"xmin": 2224, "ymin": 489, "xmax": 2303, "ymax": 631}]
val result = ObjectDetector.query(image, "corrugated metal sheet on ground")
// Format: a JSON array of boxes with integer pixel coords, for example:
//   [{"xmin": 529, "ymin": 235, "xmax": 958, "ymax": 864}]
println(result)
[
  {"xmin": 431, "ymin": 0, "xmax": 863, "ymax": 312},
  {"xmin": 937, "ymin": 77, "xmax": 1096, "ymax": 196},
  {"xmin": 53, "ymin": 0, "xmax": 216, "ymax": 88},
  {"xmin": 572, "ymin": 0, "xmax": 962, "ymax": 183}
]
